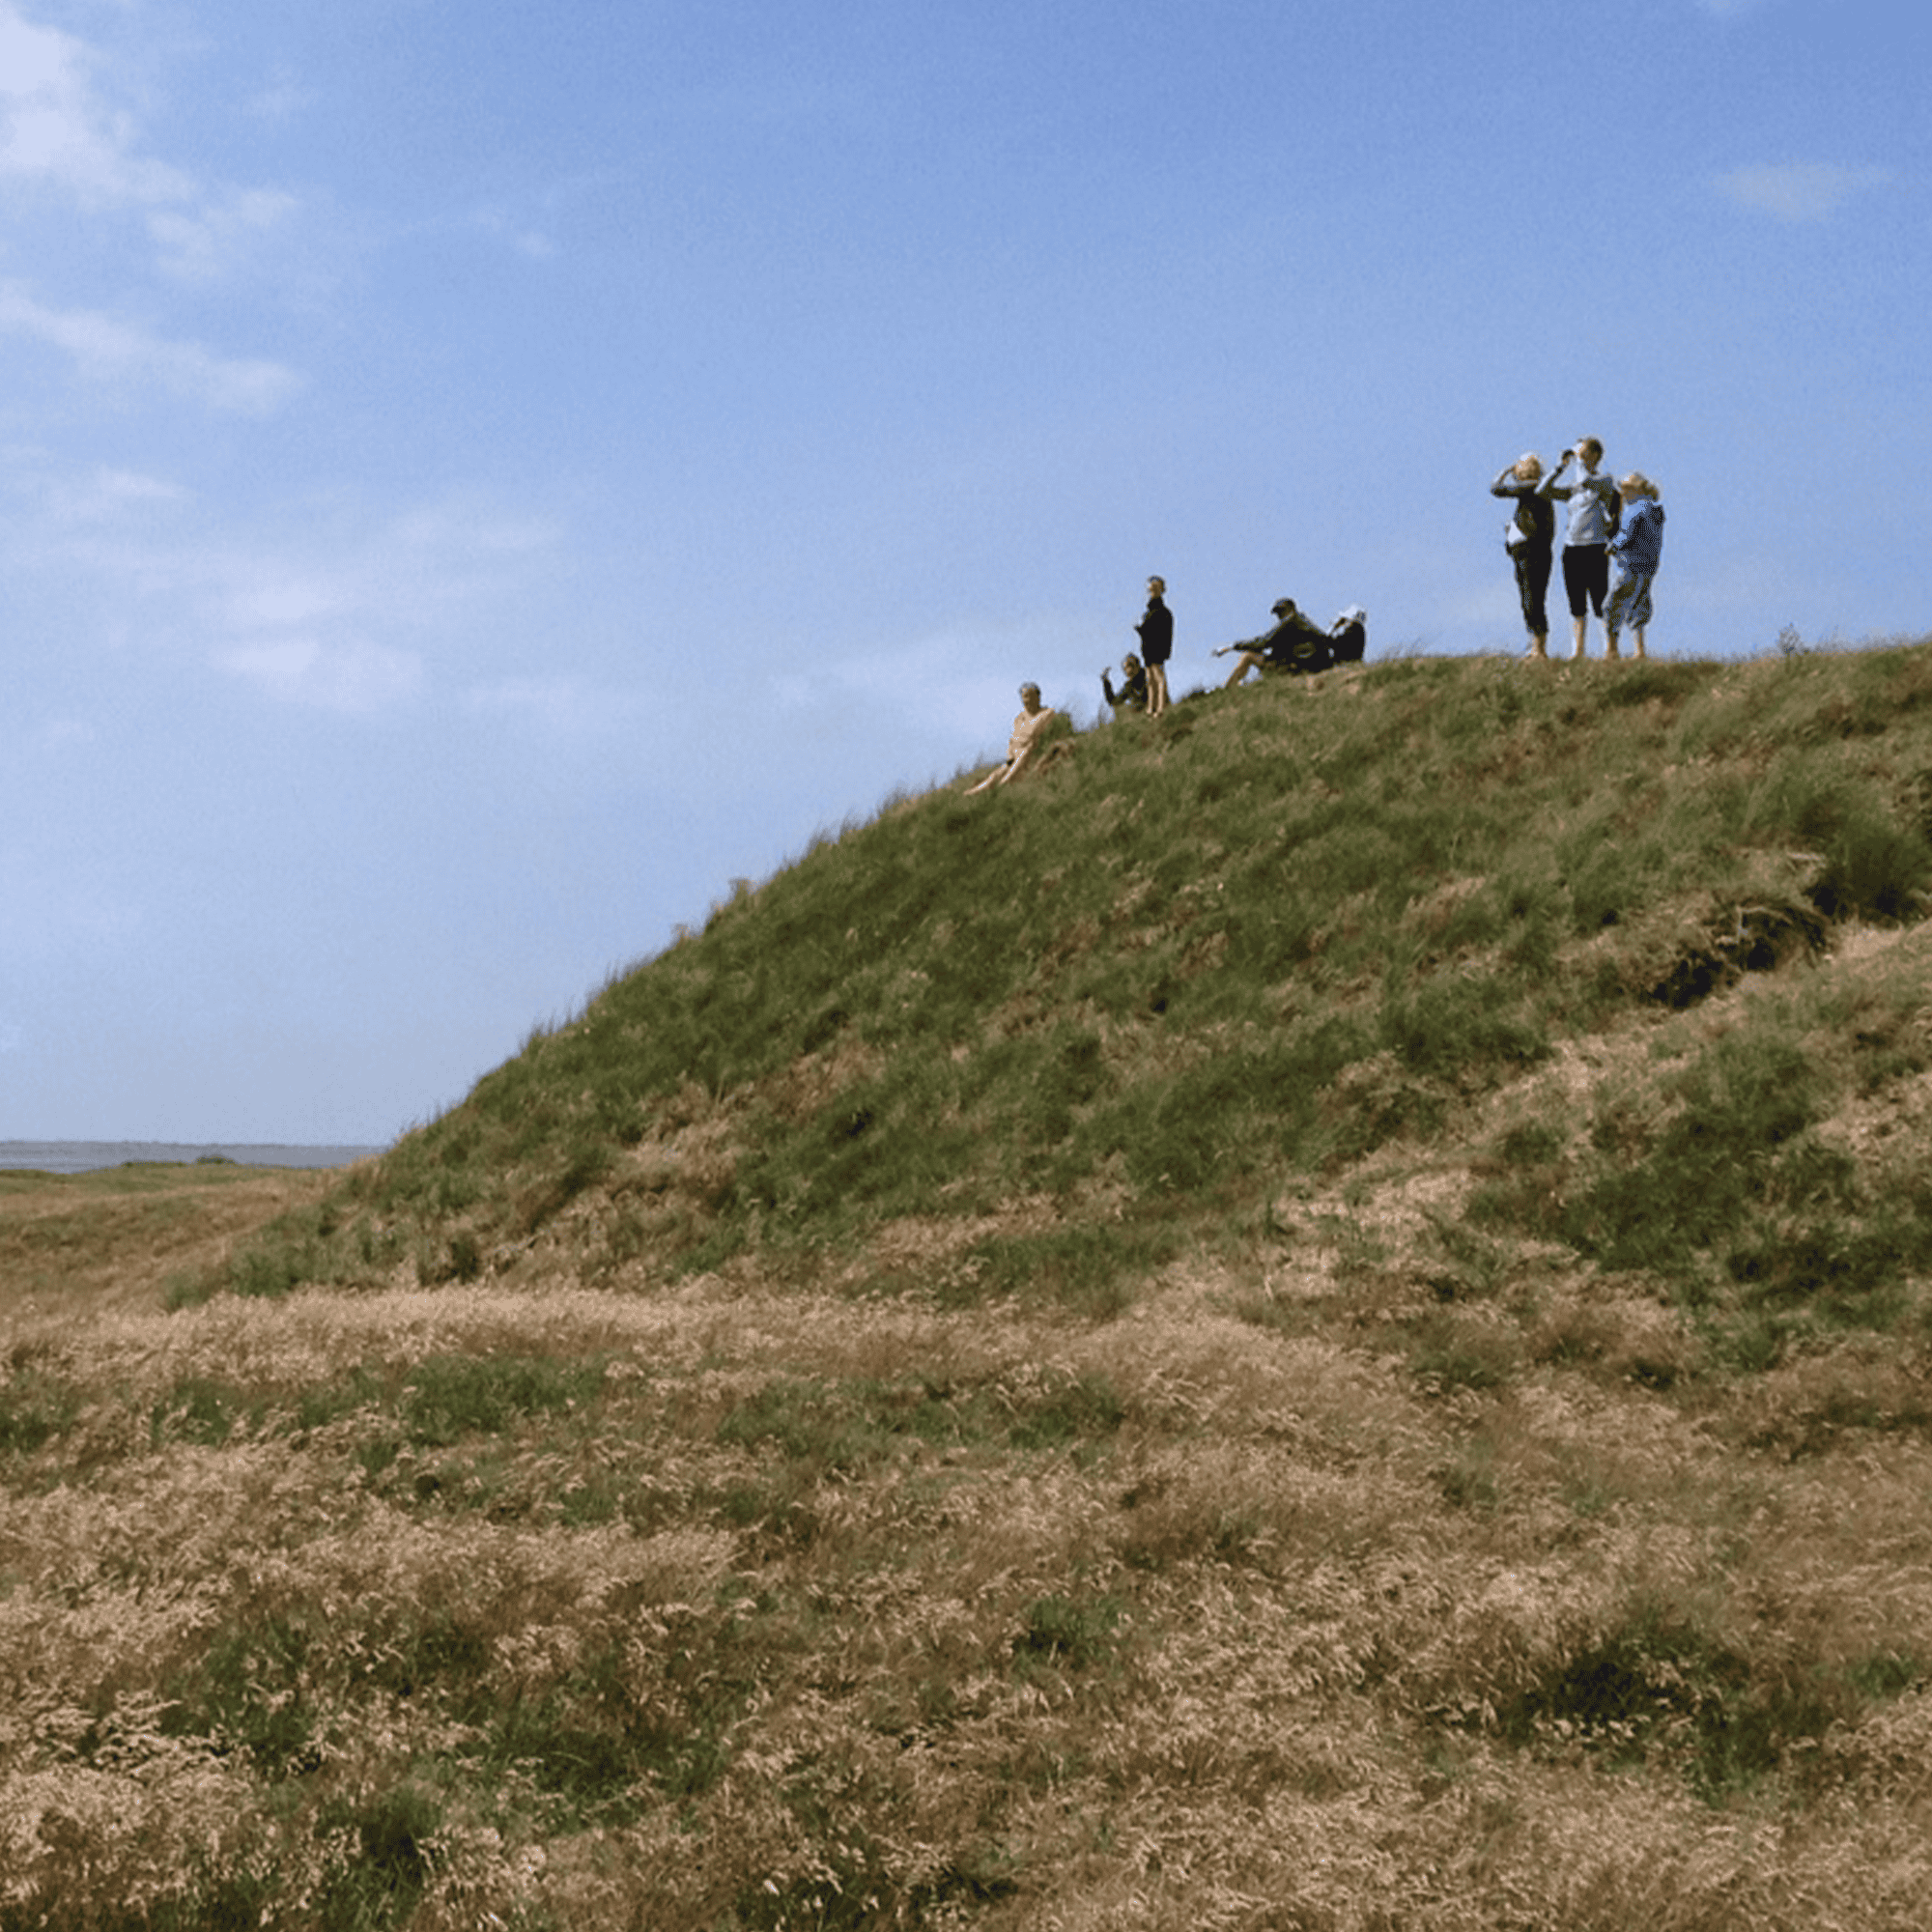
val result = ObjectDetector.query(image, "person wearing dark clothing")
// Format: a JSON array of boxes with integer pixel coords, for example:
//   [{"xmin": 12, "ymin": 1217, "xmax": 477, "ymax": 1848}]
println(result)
[
  {"xmin": 1328, "ymin": 605, "xmax": 1369, "ymax": 665},
  {"xmin": 1216, "ymin": 598, "xmax": 1333, "ymax": 686},
  {"xmin": 1101, "ymin": 653, "xmax": 1150, "ymax": 714},
  {"xmin": 1136, "ymin": 576, "xmax": 1174, "ymax": 717},
  {"xmin": 1492, "ymin": 453, "xmax": 1558, "ymax": 659}
]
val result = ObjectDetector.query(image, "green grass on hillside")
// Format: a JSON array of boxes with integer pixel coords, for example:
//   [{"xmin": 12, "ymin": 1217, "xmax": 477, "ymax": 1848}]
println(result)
[
  {"xmin": 11, "ymin": 640, "xmax": 1932, "ymax": 1929},
  {"xmin": 203, "ymin": 643, "xmax": 1932, "ymax": 1313}
]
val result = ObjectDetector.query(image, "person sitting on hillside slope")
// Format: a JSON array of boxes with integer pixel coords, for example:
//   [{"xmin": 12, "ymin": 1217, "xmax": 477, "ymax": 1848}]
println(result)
[
  {"xmin": 1328, "ymin": 605, "xmax": 1369, "ymax": 666},
  {"xmin": 965, "ymin": 682, "xmax": 1062, "ymax": 792},
  {"xmin": 1215, "ymin": 598, "xmax": 1334, "ymax": 686},
  {"xmin": 1101, "ymin": 653, "xmax": 1150, "ymax": 714}
]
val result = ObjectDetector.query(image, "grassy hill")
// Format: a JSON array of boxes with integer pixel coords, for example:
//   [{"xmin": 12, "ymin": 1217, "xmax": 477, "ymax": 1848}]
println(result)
[{"xmin": 8, "ymin": 642, "xmax": 1932, "ymax": 1928}]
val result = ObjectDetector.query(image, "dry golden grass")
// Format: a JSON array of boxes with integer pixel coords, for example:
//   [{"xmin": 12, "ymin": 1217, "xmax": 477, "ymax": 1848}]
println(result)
[
  {"xmin": 8, "ymin": 1139, "xmax": 1932, "ymax": 1927},
  {"xmin": 0, "ymin": 1162, "xmax": 341, "ymax": 1317}
]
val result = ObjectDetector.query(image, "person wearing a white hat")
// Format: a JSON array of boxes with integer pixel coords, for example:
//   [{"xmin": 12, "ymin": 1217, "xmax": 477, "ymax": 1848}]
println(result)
[{"xmin": 1329, "ymin": 606, "xmax": 1369, "ymax": 665}]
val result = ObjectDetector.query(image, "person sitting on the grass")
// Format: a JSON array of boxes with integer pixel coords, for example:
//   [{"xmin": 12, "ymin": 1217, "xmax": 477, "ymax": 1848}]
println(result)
[
  {"xmin": 1100, "ymin": 652, "xmax": 1149, "ymax": 714},
  {"xmin": 1328, "ymin": 605, "xmax": 1368, "ymax": 665},
  {"xmin": 1214, "ymin": 597, "xmax": 1334, "ymax": 686},
  {"xmin": 965, "ymin": 682, "xmax": 1060, "ymax": 792}
]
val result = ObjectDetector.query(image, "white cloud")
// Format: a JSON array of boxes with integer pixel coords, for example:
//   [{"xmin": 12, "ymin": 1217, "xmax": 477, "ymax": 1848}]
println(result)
[
  {"xmin": 391, "ymin": 498, "xmax": 563, "ymax": 558},
  {"xmin": 470, "ymin": 205, "xmax": 556, "ymax": 262},
  {"xmin": 215, "ymin": 639, "xmax": 426, "ymax": 713},
  {"xmin": 1716, "ymin": 163, "xmax": 1891, "ymax": 222},
  {"xmin": 1, "ymin": 3, "xmax": 312, "ymax": 293},
  {"xmin": 149, "ymin": 185, "xmax": 303, "ymax": 284},
  {"xmin": 0, "ymin": 282, "xmax": 303, "ymax": 412},
  {"xmin": 0, "ymin": 3, "xmax": 187, "ymax": 206},
  {"xmin": 224, "ymin": 574, "xmax": 350, "ymax": 632},
  {"xmin": 31, "ymin": 464, "xmax": 189, "ymax": 529},
  {"xmin": 243, "ymin": 69, "xmax": 310, "ymax": 128},
  {"xmin": 467, "ymin": 676, "xmax": 633, "ymax": 733}
]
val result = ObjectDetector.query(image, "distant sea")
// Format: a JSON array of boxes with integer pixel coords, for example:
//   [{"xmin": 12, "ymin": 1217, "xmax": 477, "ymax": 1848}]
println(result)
[{"xmin": 0, "ymin": 1142, "xmax": 384, "ymax": 1177}]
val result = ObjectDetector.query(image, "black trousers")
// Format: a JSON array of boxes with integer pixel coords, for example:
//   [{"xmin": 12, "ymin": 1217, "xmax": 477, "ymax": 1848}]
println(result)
[{"xmin": 1512, "ymin": 542, "xmax": 1553, "ymax": 638}]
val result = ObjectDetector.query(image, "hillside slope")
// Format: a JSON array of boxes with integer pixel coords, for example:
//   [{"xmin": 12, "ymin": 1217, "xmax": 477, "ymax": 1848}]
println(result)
[
  {"xmin": 8, "ymin": 643, "xmax": 1932, "ymax": 1929},
  {"xmin": 242, "ymin": 642, "xmax": 1932, "ymax": 1317}
]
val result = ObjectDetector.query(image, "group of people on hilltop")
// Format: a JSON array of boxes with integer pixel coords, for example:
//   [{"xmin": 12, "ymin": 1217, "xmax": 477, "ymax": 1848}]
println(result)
[
  {"xmin": 1099, "ymin": 577, "xmax": 1371, "ymax": 719},
  {"xmin": 965, "ymin": 444, "xmax": 1668, "ymax": 794},
  {"xmin": 966, "ymin": 573, "xmax": 1369, "ymax": 793},
  {"xmin": 1492, "ymin": 438, "xmax": 1665, "ymax": 662}
]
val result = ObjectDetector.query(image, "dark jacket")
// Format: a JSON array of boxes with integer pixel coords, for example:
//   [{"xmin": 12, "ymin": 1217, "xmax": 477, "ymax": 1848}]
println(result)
[
  {"xmin": 1136, "ymin": 597, "xmax": 1174, "ymax": 665},
  {"xmin": 1492, "ymin": 469, "xmax": 1558, "ymax": 551},
  {"xmin": 1250, "ymin": 608, "xmax": 1333, "ymax": 674}
]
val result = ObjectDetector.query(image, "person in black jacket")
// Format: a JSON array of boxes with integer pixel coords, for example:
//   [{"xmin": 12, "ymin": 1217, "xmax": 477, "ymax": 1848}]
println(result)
[
  {"xmin": 1491, "ymin": 453, "xmax": 1558, "ymax": 660},
  {"xmin": 1136, "ymin": 576, "xmax": 1174, "ymax": 717},
  {"xmin": 1328, "ymin": 605, "xmax": 1368, "ymax": 665},
  {"xmin": 1215, "ymin": 597, "xmax": 1333, "ymax": 686}
]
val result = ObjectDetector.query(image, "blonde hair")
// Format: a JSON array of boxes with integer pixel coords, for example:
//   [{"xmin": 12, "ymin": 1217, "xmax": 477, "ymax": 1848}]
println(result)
[
  {"xmin": 1618, "ymin": 471, "xmax": 1657, "ymax": 499},
  {"xmin": 1514, "ymin": 453, "xmax": 1543, "ymax": 481}
]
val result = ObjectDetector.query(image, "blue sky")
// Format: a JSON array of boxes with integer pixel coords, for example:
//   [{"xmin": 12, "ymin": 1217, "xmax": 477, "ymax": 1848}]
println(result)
[{"xmin": 3, "ymin": 0, "xmax": 1927, "ymax": 1146}]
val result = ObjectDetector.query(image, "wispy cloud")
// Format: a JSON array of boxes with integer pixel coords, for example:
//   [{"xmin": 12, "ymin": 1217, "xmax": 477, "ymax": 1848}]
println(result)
[
  {"xmin": 214, "ymin": 639, "xmax": 426, "ymax": 714},
  {"xmin": 1716, "ymin": 162, "xmax": 1891, "ymax": 222},
  {"xmin": 32, "ymin": 464, "xmax": 190, "ymax": 529},
  {"xmin": 32, "ymin": 718, "xmax": 99, "ymax": 753},
  {"xmin": 0, "ymin": 2, "xmax": 187, "ymax": 206},
  {"xmin": 195, "ymin": 493, "xmax": 568, "ymax": 715},
  {"xmin": 469, "ymin": 206, "xmax": 557, "ymax": 262},
  {"xmin": 148, "ymin": 185, "xmax": 304, "ymax": 284},
  {"xmin": 2, "ymin": 2, "xmax": 312, "ymax": 293},
  {"xmin": 243, "ymin": 68, "xmax": 311, "ymax": 128},
  {"xmin": 0, "ymin": 282, "xmax": 303, "ymax": 413},
  {"xmin": 467, "ymin": 676, "xmax": 635, "ymax": 733}
]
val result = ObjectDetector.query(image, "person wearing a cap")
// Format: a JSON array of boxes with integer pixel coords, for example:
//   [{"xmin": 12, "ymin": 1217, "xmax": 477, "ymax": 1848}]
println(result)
[
  {"xmin": 1101, "ymin": 653, "xmax": 1150, "ymax": 714},
  {"xmin": 1136, "ymin": 577, "xmax": 1174, "ymax": 718},
  {"xmin": 1215, "ymin": 597, "xmax": 1333, "ymax": 686},
  {"xmin": 1328, "ymin": 605, "xmax": 1369, "ymax": 666},
  {"xmin": 1605, "ymin": 472, "xmax": 1665, "ymax": 660},
  {"xmin": 965, "ymin": 682, "xmax": 1060, "ymax": 792},
  {"xmin": 1544, "ymin": 437, "xmax": 1622, "ymax": 660}
]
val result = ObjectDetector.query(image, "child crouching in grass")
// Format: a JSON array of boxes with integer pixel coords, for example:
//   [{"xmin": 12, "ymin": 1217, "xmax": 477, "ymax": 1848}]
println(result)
[{"xmin": 1605, "ymin": 472, "xmax": 1664, "ymax": 660}]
